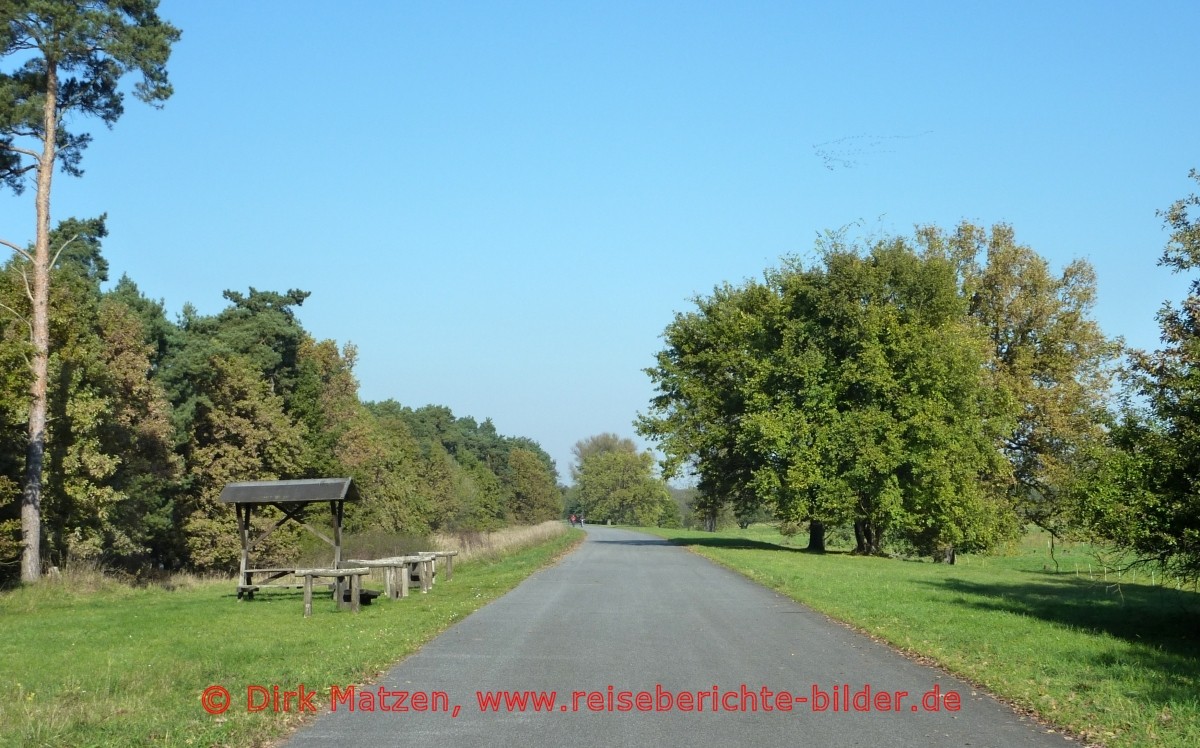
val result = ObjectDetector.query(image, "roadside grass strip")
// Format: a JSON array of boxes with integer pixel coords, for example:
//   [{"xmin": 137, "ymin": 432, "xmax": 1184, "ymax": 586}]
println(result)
[
  {"xmin": 640, "ymin": 526, "xmax": 1200, "ymax": 748},
  {"xmin": 0, "ymin": 529, "xmax": 583, "ymax": 748}
]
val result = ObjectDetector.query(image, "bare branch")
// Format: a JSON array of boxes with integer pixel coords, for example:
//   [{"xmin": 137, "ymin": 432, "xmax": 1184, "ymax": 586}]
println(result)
[
  {"xmin": 0, "ymin": 301, "xmax": 28, "ymax": 321},
  {"xmin": 0, "ymin": 301, "xmax": 33, "ymax": 340},
  {"xmin": 8, "ymin": 163, "xmax": 38, "ymax": 179},
  {"xmin": 50, "ymin": 234, "xmax": 80, "ymax": 270},
  {"xmin": 20, "ymin": 267, "xmax": 33, "ymax": 304},
  {"xmin": 0, "ymin": 143, "xmax": 42, "ymax": 161},
  {"xmin": 0, "ymin": 237, "xmax": 33, "ymax": 263}
]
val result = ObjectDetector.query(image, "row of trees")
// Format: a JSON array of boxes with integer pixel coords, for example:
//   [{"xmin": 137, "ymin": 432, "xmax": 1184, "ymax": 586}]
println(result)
[
  {"xmin": 643, "ymin": 182, "xmax": 1200, "ymax": 581},
  {"xmin": 0, "ymin": 219, "xmax": 563, "ymax": 579},
  {"xmin": 0, "ymin": 2, "xmax": 561, "ymax": 583},
  {"xmin": 638, "ymin": 221, "xmax": 1120, "ymax": 561}
]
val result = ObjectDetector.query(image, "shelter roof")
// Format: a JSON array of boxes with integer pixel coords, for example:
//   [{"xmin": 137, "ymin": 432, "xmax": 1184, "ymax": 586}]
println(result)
[{"xmin": 218, "ymin": 478, "xmax": 359, "ymax": 504}]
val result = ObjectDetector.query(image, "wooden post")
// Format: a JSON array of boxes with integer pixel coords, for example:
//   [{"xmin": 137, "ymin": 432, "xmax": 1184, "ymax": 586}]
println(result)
[
  {"xmin": 237, "ymin": 504, "xmax": 252, "ymax": 597},
  {"xmin": 350, "ymin": 573, "xmax": 361, "ymax": 613},
  {"xmin": 331, "ymin": 500, "xmax": 343, "ymax": 568},
  {"xmin": 445, "ymin": 552, "xmax": 455, "ymax": 581},
  {"xmin": 303, "ymin": 574, "xmax": 313, "ymax": 617},
  {"xmin": 335, "ymin": 574, "xmax": 348, "ymax": 610},
  {"xmin": 399, "ymin": 564, "xmax": 409, "ymax": 598}
]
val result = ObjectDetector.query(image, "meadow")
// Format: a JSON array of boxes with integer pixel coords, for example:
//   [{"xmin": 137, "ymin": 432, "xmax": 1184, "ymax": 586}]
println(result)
[{"xmin": 639, "ymin": 525, "xmax": 1200, "ymax": 748}]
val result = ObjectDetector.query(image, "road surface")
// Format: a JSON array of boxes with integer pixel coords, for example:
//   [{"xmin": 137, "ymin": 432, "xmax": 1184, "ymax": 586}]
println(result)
[{"xmin": 284, "ymin": 525, "xmax": 1073, "ymax": 747}]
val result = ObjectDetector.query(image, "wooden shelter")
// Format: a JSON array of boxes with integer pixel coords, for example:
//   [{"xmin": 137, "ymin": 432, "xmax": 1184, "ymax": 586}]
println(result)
[{"xmin": 219, "ymin": 478, "xmax": 360, "ymax": 599}]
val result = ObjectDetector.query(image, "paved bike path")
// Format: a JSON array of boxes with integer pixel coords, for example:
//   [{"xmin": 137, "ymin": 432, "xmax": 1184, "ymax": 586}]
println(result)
[{"xmin": 285, "ymin": 525, "xmax": 1072, "ymax": 747}]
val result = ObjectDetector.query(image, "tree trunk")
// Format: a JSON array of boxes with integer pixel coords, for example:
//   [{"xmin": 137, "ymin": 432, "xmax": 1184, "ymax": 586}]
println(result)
[
  {"xmin": 806, "ymin": 520, "xmax": 826, "ymax": 552},
  {"xmin": 20, "ymin": 62, "xmax": 57, "ymax": 584},
  {"xmin": 942, "ymin": 545, "xmax": 956, "ymax": 564},
  {"xmin": 854, "ymin": 519, "xmax": 880, "ymax": 555}
]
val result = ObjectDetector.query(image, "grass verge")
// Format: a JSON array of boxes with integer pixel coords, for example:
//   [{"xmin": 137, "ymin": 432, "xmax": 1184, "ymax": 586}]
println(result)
[
  {"xmin": 637, "ymin": 525, "xmax": 1199, "ymax": 748},
  {"xmin": 0, "ymin": 527, "xmax": 584, "ymax": 748}
]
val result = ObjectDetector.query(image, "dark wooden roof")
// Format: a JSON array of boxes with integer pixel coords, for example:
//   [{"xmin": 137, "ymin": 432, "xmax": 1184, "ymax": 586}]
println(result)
[{"xmin": 218, "ymin": 478, "xmax": 360, "ymax": 504}]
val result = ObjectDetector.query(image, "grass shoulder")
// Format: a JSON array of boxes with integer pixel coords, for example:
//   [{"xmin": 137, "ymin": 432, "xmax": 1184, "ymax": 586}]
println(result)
[
  {"xmin": 637, "ymin": 524, "xmax": 1199, "ymax": 748},
  {"xmin": 0, "ymin": 526, "xmax": 584, "ymax": 748}
]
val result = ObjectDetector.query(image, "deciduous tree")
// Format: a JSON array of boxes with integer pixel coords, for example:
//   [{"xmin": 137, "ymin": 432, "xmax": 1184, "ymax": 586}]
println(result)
[
  {"xmin": 575, "ymin": 439, "xmax": 675, "ymax": 527},
  {"xmin": 917, "ymin": 222, "xmax": 1119, "ymax": 541},
  {"xmin": 642, "ymin": 235, "xmax": 1018, "ymax": 557},
  {"xmin": 509, "ymin": 446, "xmax": 561, "ymax": 523},
  {"xmin": 1109, "ymin": 170, "xmax": 1200, "ymax": 579}
]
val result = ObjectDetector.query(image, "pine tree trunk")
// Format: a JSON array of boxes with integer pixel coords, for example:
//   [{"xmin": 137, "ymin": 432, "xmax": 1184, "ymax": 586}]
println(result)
[{"xmin": 20, "ymin": 62, "xmax": 57, "ymax": 584}]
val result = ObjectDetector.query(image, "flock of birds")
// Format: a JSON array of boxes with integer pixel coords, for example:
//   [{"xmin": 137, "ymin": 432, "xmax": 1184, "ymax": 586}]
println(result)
[{"xmin": 812, "ymin": 131, "xmax": 933, "ymax": 170}]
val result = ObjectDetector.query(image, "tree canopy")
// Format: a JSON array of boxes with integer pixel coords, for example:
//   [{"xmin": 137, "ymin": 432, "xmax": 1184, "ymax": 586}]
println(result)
[
  {"xmin": 573, "ymin": 436, "xmax": 678, "ymax": 528},
  {"xmin": 640, "ymin": 224, "xmax": 1118, "ymax": 561}
]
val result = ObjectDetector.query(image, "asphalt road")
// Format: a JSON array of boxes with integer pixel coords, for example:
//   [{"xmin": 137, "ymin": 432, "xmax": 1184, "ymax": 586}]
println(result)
[{"xmin": 284, "ymin": 525, "xmax": 1074, "ymax": 747}]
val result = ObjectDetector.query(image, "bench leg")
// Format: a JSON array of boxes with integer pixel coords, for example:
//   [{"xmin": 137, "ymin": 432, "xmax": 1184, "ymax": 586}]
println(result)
[
  {"xmin": 303, "ymin": 576, "xmax": 313, "ymax": 617},
  {"xmin": 419, "ymin": 560, "xmax": 430, "ymax": 593},
  {"xmin": 350, "ymin": 574, "xmax": 361, "ymax": 613},
  {"xmin": 445, "ymin": 555, "xmax": 454, "ymax": 581},
  {"xmin": 400, "ymin": 566, "xmax": 409, "ymax": 598}
]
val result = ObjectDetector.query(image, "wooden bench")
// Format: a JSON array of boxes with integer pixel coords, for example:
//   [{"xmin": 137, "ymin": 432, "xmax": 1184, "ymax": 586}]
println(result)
[
  {"xmin": 347, "ymin": 554, "xmax": 436, "ymax": 598},
  {"xmin": 294, "ymin": 567, "xmax": 369, "ymax": 616},
  {"xmin": 238, "ymin": 567, "xmax": 302, "ymax": 599}
]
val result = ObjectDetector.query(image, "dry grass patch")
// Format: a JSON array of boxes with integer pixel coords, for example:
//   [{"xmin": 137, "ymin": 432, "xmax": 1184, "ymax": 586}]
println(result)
[{"xmin": 432, "ymin": 520, "xmax": 568, "ymax": 562}]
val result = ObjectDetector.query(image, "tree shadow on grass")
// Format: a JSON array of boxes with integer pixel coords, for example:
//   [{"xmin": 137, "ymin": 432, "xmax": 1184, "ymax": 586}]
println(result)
[
  {"xmin": 664, "ymin": 535, "xmax": 850, "ymax": 554},
  {"xmin": 928, "ymin": 572, "xmax": 1200, "ymax": 643},
  {"xmin": 920, "ymin": 574, "xmax": 1200, "ymax": 705}
]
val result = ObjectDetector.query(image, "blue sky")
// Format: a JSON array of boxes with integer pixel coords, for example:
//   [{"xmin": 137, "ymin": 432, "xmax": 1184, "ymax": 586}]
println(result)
[{"xmin": 2, "ymin": 1, "xmax": 1198, "ymax": 481}]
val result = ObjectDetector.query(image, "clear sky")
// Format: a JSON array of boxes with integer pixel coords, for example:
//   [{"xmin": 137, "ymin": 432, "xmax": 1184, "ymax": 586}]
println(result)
[{"xmin": 2, "ymin": 1, "xmax": 1198, "ymax": 482}]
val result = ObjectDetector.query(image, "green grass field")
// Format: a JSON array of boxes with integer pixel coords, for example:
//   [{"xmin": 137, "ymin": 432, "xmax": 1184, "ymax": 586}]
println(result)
[
  {"xmin": 0, "ymin": 529, "xmax": 582, "ymax": 748},
  {"xmin": 638, "ymin": 525, "xmax": 1200, "ymax": 748}
]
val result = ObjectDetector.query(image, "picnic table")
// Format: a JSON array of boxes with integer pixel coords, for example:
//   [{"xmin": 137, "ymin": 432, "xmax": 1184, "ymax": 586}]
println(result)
[
  {"xmin": 295, "ymin": 567, "xmax": 370, "ymax": 617},
  {"xmin": 346, "ymin": 554, "xmax": 436, "ymax": 599},
  {"xmin": 420, "ymin": 550, "xmax": 460, "ymax": 583}
]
